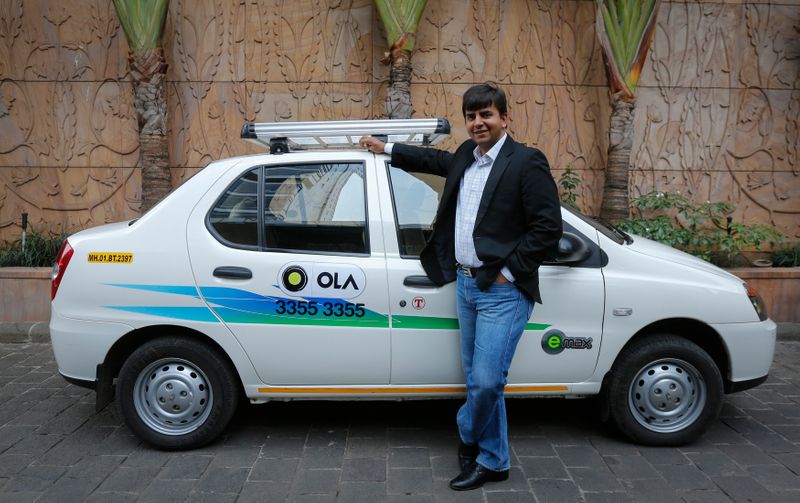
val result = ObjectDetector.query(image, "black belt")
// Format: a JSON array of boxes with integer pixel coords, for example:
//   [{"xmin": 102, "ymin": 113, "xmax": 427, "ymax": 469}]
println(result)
[{"xmin": 457, "ymin": 264, "xmax": 478, "ymax": 278}]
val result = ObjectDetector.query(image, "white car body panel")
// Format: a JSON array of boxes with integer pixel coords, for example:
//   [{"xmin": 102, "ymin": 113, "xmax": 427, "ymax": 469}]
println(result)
[{"xmin": 49, "ymin": 149, "xmax": 776, "ymax": 402}]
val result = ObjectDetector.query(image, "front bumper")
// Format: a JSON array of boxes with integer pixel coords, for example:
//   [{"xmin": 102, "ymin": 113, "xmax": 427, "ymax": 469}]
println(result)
[{"xmin": 711, "ymin": 319, "xmax": 776, "ymax": 391}]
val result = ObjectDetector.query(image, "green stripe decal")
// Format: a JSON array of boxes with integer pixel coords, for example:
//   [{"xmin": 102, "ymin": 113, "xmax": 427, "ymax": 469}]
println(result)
[
  {"xmin": 392, "ymin": 315, "xmax": 460, "ymax": 330},
  {"xmin": 392, "ymin": 316, "xmax": 550, "ymax": 332},
  {"xmin": 525, "ymin": 323, "xmax": 551, "ymax": 331}
]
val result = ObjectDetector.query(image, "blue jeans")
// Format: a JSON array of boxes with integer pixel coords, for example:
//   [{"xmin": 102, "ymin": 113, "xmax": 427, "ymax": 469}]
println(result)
[{"xmin": 456, "ymin": 270, "xmax": 533, "ymax": 471}]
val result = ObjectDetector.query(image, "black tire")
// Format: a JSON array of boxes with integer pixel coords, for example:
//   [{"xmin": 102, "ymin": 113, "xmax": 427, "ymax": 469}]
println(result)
[
  {"xmin": 117, "ymin": 336, "xmax": 239, "ymax": 450},
  {"xmin": 607, "ymin": 334, "xmax": 723, "ymax": 446}
]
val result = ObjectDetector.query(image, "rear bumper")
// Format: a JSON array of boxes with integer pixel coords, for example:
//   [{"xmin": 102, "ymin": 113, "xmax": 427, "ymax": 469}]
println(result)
[{"xmin": 712, "ymin": 319, "xmax": 776, "ymax": 385}]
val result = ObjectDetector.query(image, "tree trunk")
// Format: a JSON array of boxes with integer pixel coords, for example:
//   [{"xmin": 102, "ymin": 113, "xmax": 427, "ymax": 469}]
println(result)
[
  {"xmin": 385, "ymin": 49, "xmax": 412, "ymax": 119},
  {"xmin": 130, "ymin": 48, "xmax": 170, "ymax": 213},
  {"xmin": 599, "ymin": 93, "xmax": 635, "ymax": 222}
]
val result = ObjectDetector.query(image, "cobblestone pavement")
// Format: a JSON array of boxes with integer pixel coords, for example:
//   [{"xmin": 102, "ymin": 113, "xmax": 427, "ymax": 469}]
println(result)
[{"xmin": 1, "ymin": 342, "xmax": 799, "ymax": 502}]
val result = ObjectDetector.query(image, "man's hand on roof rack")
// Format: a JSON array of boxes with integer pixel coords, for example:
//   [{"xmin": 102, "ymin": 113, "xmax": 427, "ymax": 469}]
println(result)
[{"xmin": 359, "ymin": 136, "xmax": 386, "ymax": 154}]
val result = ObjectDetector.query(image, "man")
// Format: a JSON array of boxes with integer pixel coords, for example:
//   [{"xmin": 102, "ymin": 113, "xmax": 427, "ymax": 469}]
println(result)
[{"xmin": 360, "ymin": 83, "xmax": 562, "ymax": 491}]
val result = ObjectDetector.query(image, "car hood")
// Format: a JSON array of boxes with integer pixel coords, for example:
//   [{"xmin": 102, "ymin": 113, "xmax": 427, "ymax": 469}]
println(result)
[{"xmin": 625, "ymin": 234, "xmax": 741, "ymax": 282}]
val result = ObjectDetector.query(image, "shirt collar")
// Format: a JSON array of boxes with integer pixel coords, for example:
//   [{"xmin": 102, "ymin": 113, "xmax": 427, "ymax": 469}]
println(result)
[{"xmin": 472, "ymin": 132, "xmax": 508, "ymax": 165}]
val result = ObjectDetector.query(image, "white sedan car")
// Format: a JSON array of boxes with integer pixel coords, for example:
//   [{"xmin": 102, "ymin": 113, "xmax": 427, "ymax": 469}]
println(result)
[{"xmin": 49, "ymin": 119, "xmax": 776, "ymax": 449}]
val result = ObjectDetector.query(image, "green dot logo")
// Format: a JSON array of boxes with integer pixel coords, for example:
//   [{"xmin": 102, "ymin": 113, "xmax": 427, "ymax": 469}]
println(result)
[
  {"xmin": 282, "ymin": 266, "xmax": 307, "ymax": 292},
  {"xmin": 541, "ymin": 330, "xmax": 565, "ymax": 355}
]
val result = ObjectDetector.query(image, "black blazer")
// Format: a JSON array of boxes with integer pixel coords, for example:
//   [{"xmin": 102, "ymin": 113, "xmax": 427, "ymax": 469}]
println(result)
[{"xmin": 391, "ymin": 136, "xmax": 562, "ymax": 303}]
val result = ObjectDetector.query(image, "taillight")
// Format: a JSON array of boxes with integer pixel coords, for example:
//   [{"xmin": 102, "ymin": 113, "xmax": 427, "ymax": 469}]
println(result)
[
  {"xmin": 51, "ymin": 240, "xmax": 74, "ymax": 300},
  {"xmin": 745, "ymin": 283, "xmax": 768, "ymax": 321}
]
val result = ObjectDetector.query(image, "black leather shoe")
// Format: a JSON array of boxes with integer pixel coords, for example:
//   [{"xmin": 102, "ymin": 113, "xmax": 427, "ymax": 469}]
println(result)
[
  {"xmin": 449, "ymin": 461, "xmax": 509, "ymax": 491},
  {"xmin": 458, "ymin": 441, "xmax": 478, "ymax": 472}
]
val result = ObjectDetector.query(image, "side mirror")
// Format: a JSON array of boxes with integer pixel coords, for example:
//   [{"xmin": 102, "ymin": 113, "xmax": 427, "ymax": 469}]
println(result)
[{"xmin": 555, "ymin": 232, "xmax": 591, "ymax": 264}]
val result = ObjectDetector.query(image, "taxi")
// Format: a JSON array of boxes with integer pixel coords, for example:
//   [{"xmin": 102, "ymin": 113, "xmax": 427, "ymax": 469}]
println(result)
[{"xmin": 49, "ymin": 119, "xmax": 776, "ymax": 449}]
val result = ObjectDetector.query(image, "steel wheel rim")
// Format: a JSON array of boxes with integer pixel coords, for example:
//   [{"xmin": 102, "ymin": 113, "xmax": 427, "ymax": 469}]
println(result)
[
  {"xmin": 628, "ymin": 358, "xmax": 706, "ymax": 433},
  {"xmin": 133, "ymin": 358, "xmax": 213, "ymax": 436}
]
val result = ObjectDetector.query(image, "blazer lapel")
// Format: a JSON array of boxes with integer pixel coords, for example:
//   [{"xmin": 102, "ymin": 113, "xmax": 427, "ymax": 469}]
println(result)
[
  {"xmin": 475, "ymin": 136, "xmax": 515, "ymax": 227},
  {"xmin": 440, "ymin": 148, "xmax": 473, "ymax": 207}
]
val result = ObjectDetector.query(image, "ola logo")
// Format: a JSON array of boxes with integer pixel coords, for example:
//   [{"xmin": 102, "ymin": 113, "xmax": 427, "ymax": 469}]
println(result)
[
  {"xmin": 282, "ymin": 266, "xmax": 307, "ymax": 292},
  {"xmin": 541, "ymin": 330, "xmax": 565, "ymax": 355}
]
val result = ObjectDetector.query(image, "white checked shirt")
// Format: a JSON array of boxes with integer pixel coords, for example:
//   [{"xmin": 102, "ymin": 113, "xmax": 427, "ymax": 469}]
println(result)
[{"xmin": 385, "ymin": 134, "xmax": 514, "ymax": 281}]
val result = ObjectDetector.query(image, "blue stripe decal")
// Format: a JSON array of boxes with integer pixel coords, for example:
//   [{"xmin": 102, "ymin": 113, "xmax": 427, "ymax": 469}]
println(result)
[
  {"xmin": 105, "ymin": 306, "xmax": 218, "ymax": 322},
  {"xmin": 108, "ymin": 284, "xmax": 202, "ymax": 298}
]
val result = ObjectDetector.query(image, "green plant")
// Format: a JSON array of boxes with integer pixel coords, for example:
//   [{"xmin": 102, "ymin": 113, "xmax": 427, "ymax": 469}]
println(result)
[
  {"xmin": 558, "ymin": 165, "xmax": 581, "ymax": 211},
  {"xmin": 0, "ymin": 230, "xmax": 66, "ymax": 267},
  {"xmin": 772, "ymin": 243, "xmax": 800, "ymax": 267},
  {"xmin": 616, "ymin": 191, "xmax": 784, "ymax": 267}
]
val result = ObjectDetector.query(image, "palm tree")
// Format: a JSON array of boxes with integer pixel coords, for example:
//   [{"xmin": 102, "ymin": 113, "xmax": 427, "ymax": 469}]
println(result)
[
  {"xmin": 595, "ymin": 0, "xmax": 661, "ymax": 222},
  {"xmin": 113, "ymin": 0, "xmax": 171, "ymax": 212},
  {"xmin": 374, "ymin": 0, "xmax": 428, "ymax": 119}
]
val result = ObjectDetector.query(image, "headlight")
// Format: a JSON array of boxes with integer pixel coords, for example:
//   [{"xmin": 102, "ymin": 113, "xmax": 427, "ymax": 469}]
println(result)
[{"xmin": 745, "ymin": 283, "xmax": 768, "ymax": 321}]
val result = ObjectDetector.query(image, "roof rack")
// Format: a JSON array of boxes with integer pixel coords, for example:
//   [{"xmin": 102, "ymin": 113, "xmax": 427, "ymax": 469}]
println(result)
[{"xmin": 240, "ymin": 118, "xmax": 451, "ymax": 154}]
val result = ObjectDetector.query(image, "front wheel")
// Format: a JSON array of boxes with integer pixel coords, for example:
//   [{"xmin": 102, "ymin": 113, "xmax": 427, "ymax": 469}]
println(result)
[
  {"xmin": 607, "ymin": 335, "xmax": 723, "ymax": 446},
  {"xmin": 117, "ymin": 337, "xmax": 239, "ymax": 449}
]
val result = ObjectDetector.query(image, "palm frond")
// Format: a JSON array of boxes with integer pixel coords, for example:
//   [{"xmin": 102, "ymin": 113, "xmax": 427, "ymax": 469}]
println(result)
[
  {"xmin": 595, "ymin": 0, "xmax": 660, "ymax": 97},
  {"xmin": 113, "ymin": 0, "xmax": 169, "ymax": 52},
  {"xmin": 374, "ymin": 0, "xmax": 428, "ymax": 53}
]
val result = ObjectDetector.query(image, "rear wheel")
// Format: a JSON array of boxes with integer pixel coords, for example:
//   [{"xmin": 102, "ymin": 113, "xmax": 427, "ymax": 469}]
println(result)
[
  {"xmin": 117, "ymin": 337, "xmax": 239, "ymax": 449},
  {"xmin": 607, "ymin": 335, "xmax": 723, "ymax": 446}
]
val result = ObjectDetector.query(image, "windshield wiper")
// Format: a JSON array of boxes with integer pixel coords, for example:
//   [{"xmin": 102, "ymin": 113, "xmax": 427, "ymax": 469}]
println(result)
[{"xmin": 596, "ymin": 218, "xmax": 633, "ymax": 244}]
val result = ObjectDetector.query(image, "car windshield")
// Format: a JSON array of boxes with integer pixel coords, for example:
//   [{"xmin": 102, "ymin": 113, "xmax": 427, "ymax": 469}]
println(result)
[{"xmin": 561, "ymin": 205, "xmax": 631, "ymax": 245}]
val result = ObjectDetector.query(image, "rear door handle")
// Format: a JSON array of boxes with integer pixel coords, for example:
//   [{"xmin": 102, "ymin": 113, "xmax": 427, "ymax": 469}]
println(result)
[
  {"xmin": 213, "ymin": 266, "xmax": 252, "ymax": 279},
  {"xmin": 403, "ymin": 275, "xmax": 437, "ymax": 288}
]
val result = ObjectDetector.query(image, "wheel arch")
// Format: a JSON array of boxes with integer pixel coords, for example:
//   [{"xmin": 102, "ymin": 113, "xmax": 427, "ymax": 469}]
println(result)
[{"xmin": 97, "ymin": 324, "xmax": 244, "ymax": 408}]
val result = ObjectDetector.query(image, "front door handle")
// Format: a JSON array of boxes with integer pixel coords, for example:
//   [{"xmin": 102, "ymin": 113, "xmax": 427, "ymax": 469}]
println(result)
[
  {"xmin": 403, "ymin": 275, "xmax": 437, "ymax": 288},
  {"xmin": 213, "ymin": 266, "xmax": 252, "ymax": 279}
]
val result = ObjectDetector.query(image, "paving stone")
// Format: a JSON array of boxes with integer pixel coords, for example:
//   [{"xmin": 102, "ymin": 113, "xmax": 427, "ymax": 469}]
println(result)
[
  {"xmin": 346, "ymin": 437, "xmax": 388, "ymax": 459},
  {"xmin": 687, "ymin": 451, "xmax": 746, "ymax": 477},
  {"xmin": 637, "ymin": 446, "xmax": 690, "ymax": 466},
  {"xmin": 431, "ymin": 483, "xmax": 485, "ymax": 503},
  {"xmin": 35, "ymin": 475, "xmax": 104, "ymax": 503},
  {"xmin": 120, "ymin": 445, "xmax": 174, "ymax": 468},
  {"xmin": 5, "ymin": 433, "xmax": 63, "ymax": 456},
  {"xmin": 529, "ymin": 478, "xmax": 582, "ymax": 503},
  {"xmin": 389, "ymin": 447, "xmax": 430, "ymax": 469},
  {"xmin": 717, "ymin": 443, "xmax": 780, "ymax": 466},
  {"xmin": 742, "ymin": 433, "xmax": 797, "ymax": 454},
  {"xmin": 746, "ymin": 464, "xmax": 800, "ymax": 491},
  {"xmin": 582, "ymin": 492, "xmax": 634, "ymax": 503},
  {"xmin": 157, "ymin": 454, "xmax": 213, "ymax": 479},
  {"xmin": 603, "ymin": 454, "xmax": 659, "ymax": 479},
  {"xmin": 620, "ymin": 478, "xmax": 682, "ymax": 503},
  {"xmin": 677, "ymin": 489, "xmax": 734, "ymax": 503},
  {"xmin": 2, "ymin": 465, "xmax": 66, "ymax": 492},
  {"xmin": 567, "ymin": 466, "xmax": 623, "ymax": 492},
  {"xmin": 96, "ymin": 466, "xmax": 161, "ymax": 493},
  {"xmin": 293, "ymin": 468, "xmax": 341, "ymax": 495},
  {"xmin": 196, "ymin": 466, "xmax": 249, "ymax": 493},
  {"xmin": 301, "ymin": 445, "xmax": 346, "ymax": 469},
  {"xmin": 137, "ymin": 478, "xmax": 195, "ymax": 503},
  {"xmin": 336, "ymin": 481, "xmax": 387, "ymax": 503},
  {"xmin": 249, "ymin": 456, "xmax": 299, "ymax": 482},
  {"xmin": 0, "ymin": 491, "xmax": 42, "ymax": 502},
  {"xmin": 484, "ymin": 490, "xmax": 536, "ymax": 503},
  {"xmin": 387, "ymin": 429, "xmax": 428, "ymax": 448},
  {"xmin": 236, "ymin": 481, "xmax": 291, "ymax": 502},
  {"xmin": 66, "ymin": 454, "xmax": 125, "ymax": 479},
  {"xmin": 306, "ymin": 427, "xmax": 348, "ymax": 448},
  {"xmin": 187, "ymin": 491, "xmax": 238, "ymax": 502},
  {"xmin": 554, "ymin": 445, "xmax": 604, "ymax": 468},
  {"xmin": 342, "ymin": 457, "xmax": 386, "ymax": 482},
  {"xmin": 712, "ymin": 475, "xmax": 781, "ymax": 503},
  {"xmin": 589, "ymin": 436, "xmax": 641, "ymax": 456},
  {"xmin": 0, "ymin": 454, "xmax": 34, "ymax": 477},
  {"xmin": 387, "ymin": 468, "xmax": 432, "ymax": 495},
  {"xmin": 430, "ymin": 455, "xmax": 455, "ymax": 480},
  {"xmin": 512, "ymin": 436, "xmax": 556, "ymax": 457},
  {"xmin": 207, "ymin": 445, "xmax": 260, "ymax": 468},
  {"xmin": 774, "ymin": 452, "xmax": 800, "ymax": 475},
  {"xmin": 772, "ymin": 425, "xmax": 800, "ymax": 443},
  {"xmin": 261, "ymin": 436, "xmax": 306, "ymax": 458},
  {"xmin": 518, "ymin": 456, "xmax": 569, "ymax": 479},
  {"xmin": 655, "ymin": 463, "xmax": 716, "ymax": 491},
  {"xmin": 386, "ymin": 495, "xmax": 434, "ymax": 503}
]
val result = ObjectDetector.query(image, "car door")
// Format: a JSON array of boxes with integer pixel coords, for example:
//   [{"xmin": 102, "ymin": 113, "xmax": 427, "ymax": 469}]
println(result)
[
  {"xmin": 187, "ymin": 153, "xmax": 391, "ymax": 385},
  {"xmin": 381, "ymin": 160, "xmax": 605, "ymax": 385}
]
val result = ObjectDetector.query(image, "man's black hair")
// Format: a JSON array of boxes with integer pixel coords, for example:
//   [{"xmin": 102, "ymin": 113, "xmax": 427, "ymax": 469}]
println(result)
[{"xmin": 462, "ymin": 83, "xmax": 508, "ymax": 117}]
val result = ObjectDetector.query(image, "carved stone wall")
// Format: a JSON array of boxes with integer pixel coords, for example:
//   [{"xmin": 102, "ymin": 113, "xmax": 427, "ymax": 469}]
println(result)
[{"xmin": 0, "ymin": 0, "xmax": 797, "ymax": 244}]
